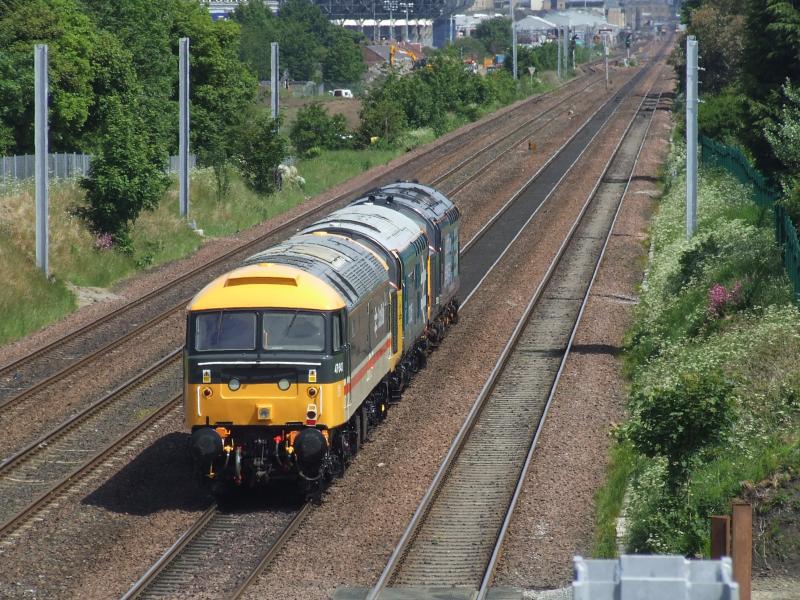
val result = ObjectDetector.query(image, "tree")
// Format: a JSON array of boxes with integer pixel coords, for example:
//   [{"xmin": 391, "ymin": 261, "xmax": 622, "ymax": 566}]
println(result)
[
  {"xmin": 237, "ymin": 111, "xmax": 287, "ymax": 194},
  {"xmin": 474, "ymin": 17, "xmax": 512, "ymax": 55},
  {"xmin": 235, "ymin": 0, "xmax": 365, "ymax": 83},
  {"xmin": 82, "ymin": 0, "xmax": 175, "ymax": 157},
  {"xmin": 323, "ymin": 28, "xmax": 365, "ymax": 83},
  {"xmin": 233, "ymin": 0, "xmax": 279, "ymax": 80},
  {"xmin": 688, "ymin": 6, "xmax": 745, "ymax": 94},
  {"xmin": 79, "ymin": 96, "xmax": 169, "ymax": 250},
  {"xmin": 0, "ymin": 0, "xmax": 99, "ymax": 152},
  {"xmin": 173, "ymin": 1, "xmax": 257, "ymax": 200}
]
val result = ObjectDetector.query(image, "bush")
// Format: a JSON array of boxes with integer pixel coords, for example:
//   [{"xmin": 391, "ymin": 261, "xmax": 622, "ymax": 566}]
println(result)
[
  {"xmin": 238, "ymin": 112, "xmax": 287, "ymax": 194},
  {"xmin": 78, "ymin": 96, "xmax": 169, "ymax": 251},
  {"xmin": 290, "ymin": 102, "xmax": 352, "ymax": 157},
  {"xmin": 698, "ymin": 89, "xmax": 747, "ymax": 144},
  {"xmin": 625, "ymin": 369, "xmax": 735, "ymax": 489},
  {"xmin": 358, "ymin": 97, "xmax": 407, "ymax": 146}
]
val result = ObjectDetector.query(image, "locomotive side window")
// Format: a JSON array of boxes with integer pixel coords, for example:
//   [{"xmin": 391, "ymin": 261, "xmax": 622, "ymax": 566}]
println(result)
[
  {"xmin": 195, "ymin": 311, "xmax": 256, "ymax": 351},
  {"xmin": 332, "ymin": 312, "xmax": 342, "ymax": 352},
  {"xmin": 262, "ymin": 311, "xmax": 325, "ymax": 352}
]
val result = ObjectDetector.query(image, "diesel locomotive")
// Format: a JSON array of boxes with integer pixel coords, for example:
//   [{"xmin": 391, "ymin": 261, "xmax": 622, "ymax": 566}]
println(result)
[{"xmin": 184, "ymin": 182, "xmax": 460, "ymax": 494}]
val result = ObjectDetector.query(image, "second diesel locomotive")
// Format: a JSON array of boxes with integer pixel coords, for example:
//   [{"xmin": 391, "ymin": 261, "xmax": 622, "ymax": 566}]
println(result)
[{"xmin": 184, "ymin": 182, "xmax": 459, "ymax": 494}]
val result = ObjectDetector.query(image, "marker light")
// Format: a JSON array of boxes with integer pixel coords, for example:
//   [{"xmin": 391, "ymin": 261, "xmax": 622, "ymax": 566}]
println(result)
[
  {"xmin": 278, "ymin": 378, "xmax": 291, "ymax": 391},
  {"xmin": 228, "ymin": 378, "xmax": 241, "ymax": 391}
]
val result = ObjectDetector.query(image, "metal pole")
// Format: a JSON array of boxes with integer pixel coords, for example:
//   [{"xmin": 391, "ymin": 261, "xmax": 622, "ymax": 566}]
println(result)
[
  {"xmin": 563, "ymin": 25, "xmax": 569, "ymax": 75},
  {"xmin": 179, "ymin": 37, "xmax": 190, "ymax": 218},
  {"xmin": 686, "ymin": 35, "xmax": 698, "ymax": 239},
  {"xmin": 270, "ymin": 42, "xmax": 279, "ymax": 119},
  {"xmin": 557, "ymin": 28, "xmax": 562, "ymax": 79},
  {"xmin": 604, "ymin": 34, "xmax": 609, "ymax": 90},
  {"xmin": 404, "ymin": 6, "xmax": 409, "ymax": 41},
  {"xmin": 510, "ymin": 0, "xmax": 517, "ymax": 80},
  {"xmin": 711, "ymin": 515, "xmax": 731, "ymax": 559},
  {"xmin": 34, "ymin": 44, "xmax": 49, "ymax": 277}
]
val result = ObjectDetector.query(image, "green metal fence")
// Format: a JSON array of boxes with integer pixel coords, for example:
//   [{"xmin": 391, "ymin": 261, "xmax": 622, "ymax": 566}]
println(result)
[{"xmin": 699, "ymin": 135, "xmax": 800, "ymax": 303}]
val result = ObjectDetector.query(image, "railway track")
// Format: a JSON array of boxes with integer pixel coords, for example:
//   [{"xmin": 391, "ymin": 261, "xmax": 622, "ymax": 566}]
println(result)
[
  {"xmin": 0, "ymin": 64, "xmax": 610, "ymax": 412},
  {"xmin": 0, "ymin": 351, "xmax": 181, "ymax": 535},
  {"xmin": 0, "ymin": 44, "xmax": 662, "ymax": 548},
  {"xmin": 121, "ymin": 503, "xmax": 309, "ymax": 599},
  {"xmin": 0, "ymin": 399, "xmax": 182, "ymax": 544},
  {"xmin": 365, "ymin": 81, "xmax": 664, "ymax": 600}
]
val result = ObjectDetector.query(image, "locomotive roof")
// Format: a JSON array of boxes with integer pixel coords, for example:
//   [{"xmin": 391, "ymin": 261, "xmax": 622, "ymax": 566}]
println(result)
[
  {"xmin": 188, "ymin": 261, "xmax": 347, "ymax": 312},
  {"xmin": 242, "ymin": 233, "xmax": 388, "ymax": 308},
  {"xmin": 368, "ymin": 182, "xmax": 460, "ymax": 226},
  {"xmin": 302, "ymin": 204, "xmax": 426, "ymax": 257}
]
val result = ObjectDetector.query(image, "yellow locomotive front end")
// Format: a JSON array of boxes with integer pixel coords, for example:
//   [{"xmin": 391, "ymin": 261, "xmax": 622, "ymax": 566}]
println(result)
[{"xmin": 185, "ymin": 263, "xmax": 352, "ymax": 491}]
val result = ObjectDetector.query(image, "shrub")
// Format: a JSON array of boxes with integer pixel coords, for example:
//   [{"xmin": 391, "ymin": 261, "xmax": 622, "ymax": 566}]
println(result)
[
  {"xmin": 625, "ymin": 369, "xmax": 735, "ymax": 490},
  {"xmin": 698, "ymin": 89, "xmax": 747, "ymax": 144},
  {"xmin": 358, "ymin": 97, "xmax": 407, "ymax": 146},
  {"xmin": 238, "ymin": 112, "xmax": 287, "ymax": 194},
  {"xmin": 290, "ymin": 102, "xmax": 352, "ymax": 157}
]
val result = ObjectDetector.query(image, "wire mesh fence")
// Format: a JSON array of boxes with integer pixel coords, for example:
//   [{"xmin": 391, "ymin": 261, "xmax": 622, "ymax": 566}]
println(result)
[
  {"xmin": 700, "ymin": 135, "xmax": 800, "ymax": 304},
  {"xmin": 0, "ymin": 152, "xmax": 195, "ymax": 189}
]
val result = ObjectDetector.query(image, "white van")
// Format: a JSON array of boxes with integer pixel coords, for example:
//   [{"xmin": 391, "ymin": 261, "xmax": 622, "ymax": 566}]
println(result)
[{"xmin": 330, "ymin": 88, "xmax": 354, "ymax": 99}]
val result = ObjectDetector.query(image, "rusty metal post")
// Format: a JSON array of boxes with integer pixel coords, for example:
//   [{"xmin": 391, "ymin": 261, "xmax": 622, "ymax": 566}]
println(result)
[
  {"xmin": 711, "ymin": 515, "xmax": 731, "ymax": 559},
  {"xmin": 732, "ymin": 502, "xmax": 752, "ymax": 600}
]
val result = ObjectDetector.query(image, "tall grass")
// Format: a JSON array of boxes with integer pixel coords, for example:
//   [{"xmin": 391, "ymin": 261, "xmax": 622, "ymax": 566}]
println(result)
[{"xmin": 0, "ymin": 233, "xmax": 75, "ymax": 345}]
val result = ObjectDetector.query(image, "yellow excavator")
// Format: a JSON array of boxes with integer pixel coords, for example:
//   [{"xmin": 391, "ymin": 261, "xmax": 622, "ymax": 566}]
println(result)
[{"xmin": 389, "ymin": 44, "xmax": 425, "ymax": 69}]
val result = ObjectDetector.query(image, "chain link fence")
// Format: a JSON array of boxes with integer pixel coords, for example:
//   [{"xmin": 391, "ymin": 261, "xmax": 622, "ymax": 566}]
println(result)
[
  {"xmin": 1, "ymin": 152, "xmax": 195, "ymax": 188},
  {"xmin": 700, "ymin": 135, "xmax": 800, "ymax": 304}
]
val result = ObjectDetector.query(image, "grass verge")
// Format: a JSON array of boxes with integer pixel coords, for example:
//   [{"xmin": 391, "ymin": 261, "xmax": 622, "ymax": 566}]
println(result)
[{"xmin": 592, "ymin": 141, "xmax": 800, "ymax": 558}]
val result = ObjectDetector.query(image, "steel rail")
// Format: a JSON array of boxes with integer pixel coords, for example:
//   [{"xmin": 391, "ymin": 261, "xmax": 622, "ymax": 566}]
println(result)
[
  {"xmin": 459, "ymin": 37, "xmax": 670, "ymax": 295},
  {"xmin": 0, "ymin": 68, "xmax": 611, "ymax": 418},
  {"xmin": 477, "ymin": 88, "xmax": 664, "ymax": 600},
  {"xmin": 366, "ymin": 54, "xmax": 667, "ymax": 600},
  {"xmin": 428, "ymin": 74, "xmax": 607, "ymax": 192},
  {"xmin": 120, "ymin": 504, "xmax": 219, "ymax": 600},
  {"xmin": 0, "ymin": 396, "xmax": 181, "ymax": 539},
  {"xmin": 121, "ymin": 503, "xmax": 311, "ymax": 599}
]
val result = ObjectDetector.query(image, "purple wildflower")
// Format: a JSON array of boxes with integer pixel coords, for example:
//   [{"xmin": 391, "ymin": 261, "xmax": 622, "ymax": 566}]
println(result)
[
  {"xmin": 94, "ymin": 232, "xmax": 113, "ymax": 250},
  {"xmin": 708, "ymin": 281, "xmax": 743, "ymax": 318}
]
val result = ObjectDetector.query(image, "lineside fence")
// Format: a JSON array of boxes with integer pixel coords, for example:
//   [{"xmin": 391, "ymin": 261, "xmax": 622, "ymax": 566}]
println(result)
[
  {"xmin": 700, "ymin": 135, "xmax": 800, "ymax": 303},
  {"xmin": 1, "ymin": 152, "xmax": 195, "ymax": 187}
]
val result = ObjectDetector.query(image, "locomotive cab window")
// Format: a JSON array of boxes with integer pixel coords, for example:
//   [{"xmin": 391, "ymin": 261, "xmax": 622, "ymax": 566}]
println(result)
[
  {"xmin": 195, "ymin": 311, "xmax": 257, "ymax": 351},
  {"xmin": 262, "ymin": 311, "xmax": 326, "ymax": 352}
]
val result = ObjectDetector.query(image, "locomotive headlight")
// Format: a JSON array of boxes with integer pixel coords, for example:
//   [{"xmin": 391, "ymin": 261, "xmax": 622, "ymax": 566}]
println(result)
[
  {"xmin": 228, "ymin": 378, "xmax": 241, "ymax": 391},
  {"xmin": 278, "ymin": 378, "xmax": 291, "ymax": 391}
]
